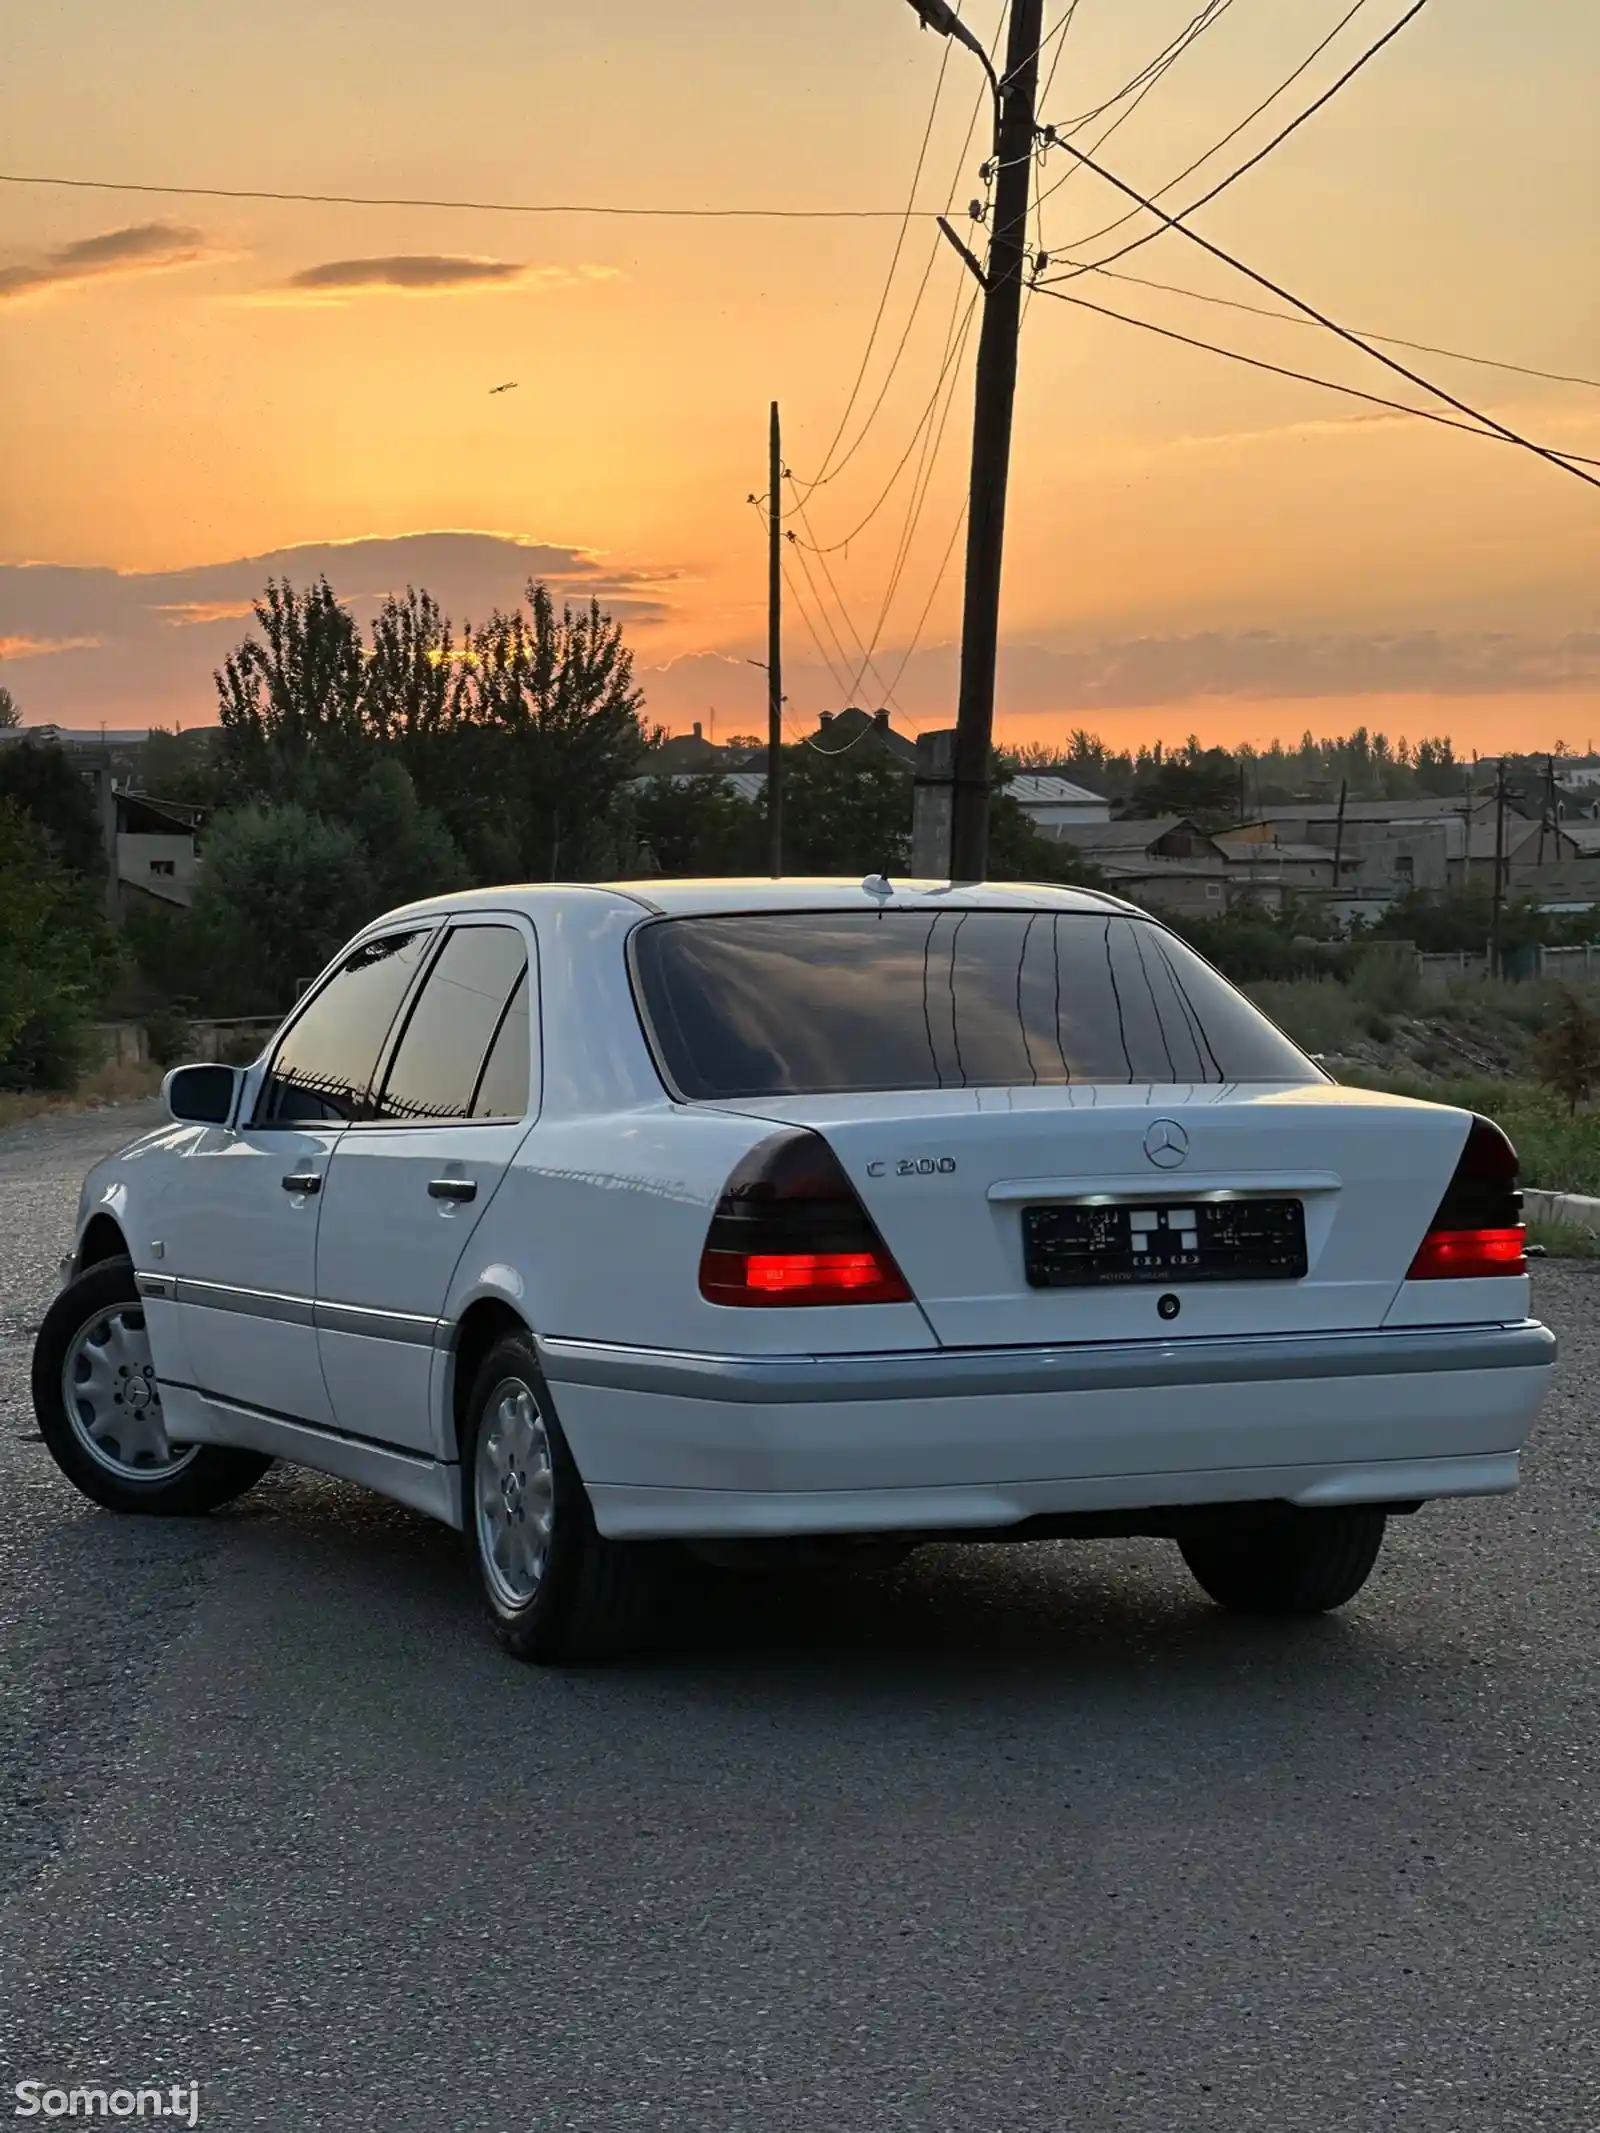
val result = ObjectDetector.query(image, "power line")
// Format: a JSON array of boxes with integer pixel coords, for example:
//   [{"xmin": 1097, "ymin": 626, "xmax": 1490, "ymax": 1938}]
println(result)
[
  {"xmin": 1036, "ymin": 127, "xmax": 1600, "ymax": 488},
  {"xmin": 779, "ymin": 536, "xmax": 856, "ymax": 698},
  {"xmin": 882, "ymin": 499, "xmax": 969, "ymax": 701},
  {"xmin": 833, "ymin": 279, "xmax": 978, "ymax": 702},
  {"xmin": 799, "ymin": 27, "xmax": 959, "ymax": 492},
  {"xmin": 1058, "ymin": 261, "xmax": 1600, "ymax": 391},
  {"xmin": 1042, "ymin": 1, "xmax": 1234, "ymax": 136},
  {"xmin": 1052, "ymin": 0, "xmax": 1375, "ymax": 255},
  {"xmin": 1028, "ymin": 282, "xmax": 1600, "ymax": 470},
  {"xmin": 788, "ymin": 292, "xmax": 981, "ymax": 554},
  {"xmin": 792, "ymin": 20, "xmax": 997, "ymax": 496},
  {"xmin": 1043, "ymin": 0, "xmax": 1431, "ymax": 277},
  {"xmin": 791, "ymin": 488, "xmax": 920, "ymax": 711},
  {"xmin": 1029, "ymin": 0, "xmax": 1238, "ymax": 213},
  {"xmin": 0, "ymin": 168, "xmax": 944, "ymax": 221}
]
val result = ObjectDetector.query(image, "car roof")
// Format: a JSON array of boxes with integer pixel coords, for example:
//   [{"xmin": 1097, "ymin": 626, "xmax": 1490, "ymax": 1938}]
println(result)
[{"xmin": 379, "ymin": 876, "xmax": 1136, "ymax": 924}]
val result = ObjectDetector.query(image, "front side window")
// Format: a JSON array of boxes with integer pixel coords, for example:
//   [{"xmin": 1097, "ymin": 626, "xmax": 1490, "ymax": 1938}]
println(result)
[
  {"xmin": 373, "ymin": 925, "xmax": 530, "ymax": 1122},
  {"xmin": 255, "ymin": 929, "xmax": 434, "ymax": 1125},
  {"xmin": 632, "ymin": 909, "xmax": 1319, "ymax": 1100}
]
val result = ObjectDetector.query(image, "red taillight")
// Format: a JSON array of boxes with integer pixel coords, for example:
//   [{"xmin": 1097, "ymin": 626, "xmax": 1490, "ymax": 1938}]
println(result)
[
  {"xmin": 1407, "ymin": 1115, "xmax": 1526, "ymax": 1280},
  {"xmin": 699, "ymin": 1131, "xmax": 912, "ymax": 1308},
  {"xmin": 1408, "ymin": 1227, "xmax": 1527, "ymax": 1280},
  {"xmin": 702, "ymin": 1249, "xmax": 910, "ymax": 1305}
]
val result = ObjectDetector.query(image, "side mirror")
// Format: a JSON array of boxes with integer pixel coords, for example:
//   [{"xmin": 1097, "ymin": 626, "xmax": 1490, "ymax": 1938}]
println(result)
[{"xmin": 163, "ymin": 1062, "xmax": 242, "ymax": 1127}]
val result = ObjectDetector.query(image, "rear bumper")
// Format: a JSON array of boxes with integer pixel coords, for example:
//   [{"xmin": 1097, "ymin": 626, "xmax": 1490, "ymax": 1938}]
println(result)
[{"xmin": 541, "ymin": 1320, "xmax": 1554, "ymax": 1540}]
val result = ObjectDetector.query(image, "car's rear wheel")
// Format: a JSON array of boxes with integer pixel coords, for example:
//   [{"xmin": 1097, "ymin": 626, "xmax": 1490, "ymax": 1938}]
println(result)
[
  {"xmin": 1179, "ymin": 1506, "xmax": 1387, "ymax": 1616},
  {"xmin": 462, "ymin": 1332, "xmax": 665, "ymax": 1663},
  {"xmin": 33, "ymin": 1257, "xmax": 273, "ymax": 1515}
]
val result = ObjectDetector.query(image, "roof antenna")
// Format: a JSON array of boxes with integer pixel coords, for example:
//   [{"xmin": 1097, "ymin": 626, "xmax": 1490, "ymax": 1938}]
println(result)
[{"xmin": 862, "ymin": 873, "xmax": 893, "ymax": 899}]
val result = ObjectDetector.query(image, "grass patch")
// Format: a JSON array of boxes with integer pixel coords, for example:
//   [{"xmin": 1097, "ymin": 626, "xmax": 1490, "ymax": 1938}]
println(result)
[
  {"xmin": 1526, "ymin": 1218, "xmax": 1600, "ymax": 1261},
  {"xmin": 1247, "ymin": 979, "xmax": 1369, "ymax": 1058},
  {"xmin": 0, "ymin": 1059, "xmax": 163, "ymax": 1132},
  {"xmin": 1341, "ymin": 1071, "xmax": 1600, "ymax": 1194}
]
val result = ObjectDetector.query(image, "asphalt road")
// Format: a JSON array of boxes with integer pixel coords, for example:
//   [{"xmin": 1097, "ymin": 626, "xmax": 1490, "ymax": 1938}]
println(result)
[{"xmin": 1, "ymin": 1105, "xmax": 1596, "ymax": 2133}]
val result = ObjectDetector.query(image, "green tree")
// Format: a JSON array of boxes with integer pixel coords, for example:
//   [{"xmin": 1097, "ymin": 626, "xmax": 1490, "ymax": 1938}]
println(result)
[
  {"xmin": 461, "ymin": 587, "xmax": 647, "ymax": 880},
  {"xmin": 0, "ymin": 734, "xmax": 104, "ymax": 882},
  {"xmin": 188, "ymin": 804, "xmax": 377, "ymax": 1013},
  {"xmin": 215, "ymin": 577, "xmax": 368, "ymax": 799},
  {"xmin": 631, "ymin": 774, "xmax": 762, "ymax": 876},
  {"xmin": 140, "ymin": 725, "xmax": 226, "ymax": 812},
  {"xmin": 772, "ymin": 748, "xmax": 911, "ymax": 875},
  {"xmin": 0, "ymin": 684, "xmax": 21, "ymax": 729},
  {"xmin": 0, "ymin": 803, "xmax": 101, "ymax": 1090},
  {"xmin": 1125, "ymin": 743, "xmax": 1241, "ymax": 825},
  {"xmin": 986, "ymin": 788, "xmax": 1106, "ymax": 887},
  {"xmin": 1531, "ymin": 988, "xmax": 1600, "ymax": 1116},
  {"xmin": 335, "ymin": 756, "xmax": 469, "ymax": 911}
]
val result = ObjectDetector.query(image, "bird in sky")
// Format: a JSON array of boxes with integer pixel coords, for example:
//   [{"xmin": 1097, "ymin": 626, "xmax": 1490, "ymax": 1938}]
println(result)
[{"xmin": 489, "ymin": 381, "xmax": 519, "ymax": 394}]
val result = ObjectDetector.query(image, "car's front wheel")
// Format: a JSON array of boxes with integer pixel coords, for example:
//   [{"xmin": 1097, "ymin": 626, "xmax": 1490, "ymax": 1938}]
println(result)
[
  {"xmin": 1179, "ymin": 1505, "xmax": 1387, "ymax": 1616},
  {"xmin": 33, "ymin": 1257, "xmax": 273, "ymax": 1515},
  {"xmin": 462, "ymin": 1333, "xmax": 665, "ymax": 1663}
]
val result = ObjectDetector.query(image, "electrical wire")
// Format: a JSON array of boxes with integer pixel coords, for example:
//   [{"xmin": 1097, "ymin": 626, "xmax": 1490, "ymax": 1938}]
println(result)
[
  {"xmin": 1041, "ymin": 0, "xmax": 1430, "ymax": 276},
  {"xmin": 790, "ymin": 19, "xmax": 997, "ymax": 497},
  {"xmin": 832, "ymin": 259, "xmax": 979, "ymax": 700},
  {"xmin": 1055, "ymin": 260, "xmax": 1600, "ymax": 391},
  {"xmin": 0, "ymin": 169, "xmax": 945, "ymax": 220},
  {"xmin": 788, "ymin": 291, "xmax": 981, "ymax": 555},
  {"xmin": 1041, "ymin": 1, "xmax": 1234, "ymax": 135},
  {"xmin": 881, "ymin": 496, "xmax": 969, "ymax": 701},
  {"xmin": 1027, "ymin": 282, "xmax": 1600, "ymax": 472},
  {"xmin": 1034, "ymin": 129, "xmax": 1600, "ymax": 487},
  {"xmin": 792, "ymin": 507, "xmax": 913, "ymax": 710},
  {"xmin": 799, "ymin": 26, "xmax": 958, "ymax": 492},
  {"xmin": 1051, "ymin": 0, "xmax": 1375, "ymax": 255},
  {"xmin": 1028, "ymin": 0, "xmax": 1239, "ymax": 215}
]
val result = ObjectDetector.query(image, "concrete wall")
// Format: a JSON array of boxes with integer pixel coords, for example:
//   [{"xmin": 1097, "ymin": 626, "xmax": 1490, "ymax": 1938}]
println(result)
[{"xmin": 117, "ymin": 831, "xmax": 199, "ymax": 906}]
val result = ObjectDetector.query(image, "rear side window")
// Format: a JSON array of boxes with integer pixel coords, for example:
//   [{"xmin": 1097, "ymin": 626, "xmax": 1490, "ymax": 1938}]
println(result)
[
  {"xmin": 632, "ymin": 910, "xmax": 1318, "ymax": 1099},
  {"xmin": 255, "ymin": 929, "xmax": 434, "ymax": 1125},
  {"xmin": 374, "ymin": 924, "xmax": 530, "ymax": 1122}
]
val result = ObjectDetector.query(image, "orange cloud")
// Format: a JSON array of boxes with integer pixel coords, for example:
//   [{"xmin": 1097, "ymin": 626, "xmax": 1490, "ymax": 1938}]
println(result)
[
  {"xmin": 0, "ymin": 222, "xmax": 212, "ymax": 303},
  {"xmin": 256, "ymin": 256, "xmax": 622, "ymax": 305}
]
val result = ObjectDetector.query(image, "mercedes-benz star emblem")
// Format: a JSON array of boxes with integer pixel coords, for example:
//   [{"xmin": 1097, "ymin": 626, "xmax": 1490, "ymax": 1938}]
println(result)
[{"xmin": 1143, "ymin": 1119, "xmax": 1190, "ymax": 1169}]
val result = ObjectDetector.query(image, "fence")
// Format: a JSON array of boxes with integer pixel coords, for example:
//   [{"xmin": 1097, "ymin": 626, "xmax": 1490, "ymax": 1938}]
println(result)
[
  {"xmin": 1416, "ymin": 946, "xmax": 1600, "ymax": 990},
  {"xmin": 91, "ymin": 1017, "xmax": 281, "ymax": 1069}
]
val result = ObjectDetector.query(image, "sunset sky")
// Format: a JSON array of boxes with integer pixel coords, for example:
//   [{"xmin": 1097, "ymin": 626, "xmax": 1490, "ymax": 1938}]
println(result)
[{"xmin": 2, "ymin": 0, "xmax": 1596, "ymax": 755}]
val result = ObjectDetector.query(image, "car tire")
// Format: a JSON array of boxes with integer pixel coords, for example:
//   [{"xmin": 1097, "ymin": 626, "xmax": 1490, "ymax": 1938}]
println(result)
[
  {"xmin": 461, "ymin": 1332, "xmax": 666, "ymax": 1664},
  {"xmin": 1179, "ymin": 1506, "xmax": 1387, "ymax": 1617},
  {"xmin": 33, "ymin": 1256, "xmax": 274, "ymax": 1516}
]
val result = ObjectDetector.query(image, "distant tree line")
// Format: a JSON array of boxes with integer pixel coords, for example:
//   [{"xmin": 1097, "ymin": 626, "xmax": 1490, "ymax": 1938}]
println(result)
[{"xmin": 1001, "ymin": 728, "xmax": 1473, "ymax": 825}]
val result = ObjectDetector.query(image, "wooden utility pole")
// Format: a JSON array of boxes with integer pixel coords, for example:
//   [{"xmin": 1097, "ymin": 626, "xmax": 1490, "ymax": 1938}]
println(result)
[
  {"xmin": 1331, "ymin": 777, "xmax": 1349, "ymax": 892},
  {"xmin": 1539, "ymin": 752, "xmax": 1556, "ymax": 867},
  {"xmin": 1489, "ymin": 759, "xmax": 1508, "ymax": 977},
  {"xmin": 767, "ymin": 400, "xmax": 783, "ymax": 878},
  {"xmin": 947, "ymin": 0, "xmax": 1045, "ymax": 883}
]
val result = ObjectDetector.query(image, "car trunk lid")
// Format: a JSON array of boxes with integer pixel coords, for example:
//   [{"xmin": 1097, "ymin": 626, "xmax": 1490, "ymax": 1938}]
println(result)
[{"xmin": 707, "ymin": 1083, "xmax": 1470, "ymax": 1347}]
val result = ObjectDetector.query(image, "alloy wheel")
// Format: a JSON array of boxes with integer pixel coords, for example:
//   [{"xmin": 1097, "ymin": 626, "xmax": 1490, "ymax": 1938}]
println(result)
[
  {"xmin": 475, "ymin": 1378, "xmax": 556, "ymax": 1610},
  {"xmin": 60, "ymin": 1303, "xmax": 197, "ymax": 1482}
]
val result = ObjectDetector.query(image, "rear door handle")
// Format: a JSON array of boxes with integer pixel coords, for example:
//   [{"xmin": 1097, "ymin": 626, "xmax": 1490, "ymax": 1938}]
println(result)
[
  {"xmin": 281, "ymin": 1172, "xmax": 322, "ymax": 1195},
  {"xmin": 428, "ymin": 1178, "xmax": 477, "ymax": 1203}
]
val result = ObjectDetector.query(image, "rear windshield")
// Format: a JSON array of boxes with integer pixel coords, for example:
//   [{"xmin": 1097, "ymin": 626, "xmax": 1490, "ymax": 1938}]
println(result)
[{"xmin": 631, "ymin": 910, "xmax": 1319, "ymax": 1100}]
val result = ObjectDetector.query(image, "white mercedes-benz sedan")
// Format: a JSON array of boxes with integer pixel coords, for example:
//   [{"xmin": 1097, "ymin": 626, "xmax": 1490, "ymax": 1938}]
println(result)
[{"xmin": 35, "ymin": 878, "xmax": 1554, "ymax": 1661}]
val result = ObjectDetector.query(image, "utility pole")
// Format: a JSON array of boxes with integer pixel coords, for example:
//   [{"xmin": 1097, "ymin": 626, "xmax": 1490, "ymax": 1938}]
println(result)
[
  {"xmin": 766, "ymin": 400, "xmax": 784, "ymax": 878},
  {"xmin": 1539, "ymin": 751, "xmax": 1556, "ymax": 867},
  {"xmin": 945, "ymin": 0, "xmax": 1046, "ymax": 882},
  {"xmin": 1489, "ymin": 759, "xmax": 1507, "ymax": 978},
  {"xmin": 1331, "ymin": 777, "xmax": 1349, "ymax": 894}
]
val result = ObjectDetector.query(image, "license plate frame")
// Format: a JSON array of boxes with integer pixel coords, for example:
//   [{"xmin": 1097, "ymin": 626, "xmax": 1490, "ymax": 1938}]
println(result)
[{"xmin": 1022, "ymin": 1197, "xmax": 1308, "ymax": 1290}]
